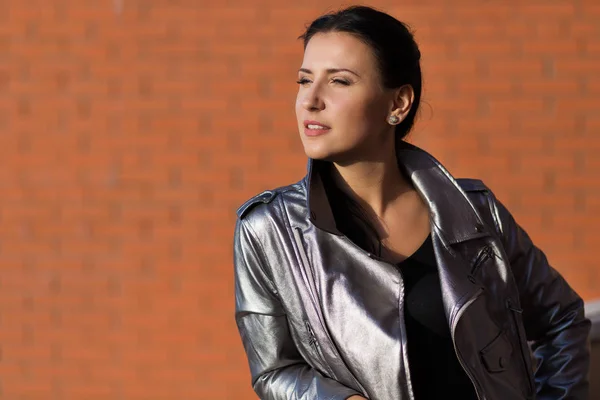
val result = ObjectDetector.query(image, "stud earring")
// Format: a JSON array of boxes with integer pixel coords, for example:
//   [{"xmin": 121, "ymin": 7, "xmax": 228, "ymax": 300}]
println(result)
[{"xmin": 388, "ymin": 115, "xmax": 400, "ymax": 125}]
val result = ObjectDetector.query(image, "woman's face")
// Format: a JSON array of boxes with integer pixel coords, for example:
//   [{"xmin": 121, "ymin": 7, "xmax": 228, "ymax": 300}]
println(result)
[{"xmin": 295, "ymin": 31, "xmax": 398, "ymax": 164}]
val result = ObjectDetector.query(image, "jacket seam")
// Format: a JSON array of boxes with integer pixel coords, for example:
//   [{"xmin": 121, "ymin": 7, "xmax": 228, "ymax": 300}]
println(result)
[
  {"xmin": 242, "ymin": 218, "xmax": 280, "ymax": 298},
  {"xmin": 275, "ymin": 192, "xmax": 319, "ymax": 305},
  {"xmin": 485, "ymin": 191, "xmax": 504, "ymax": 239}
]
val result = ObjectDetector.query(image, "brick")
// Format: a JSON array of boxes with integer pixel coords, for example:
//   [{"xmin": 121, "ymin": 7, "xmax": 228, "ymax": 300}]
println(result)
[
  {"xmin": 458, "ymin": 40, "xmax": 516, "ymax": 56},
  {"xmin": 522, "ymin": 39, "xmax": 583, "ymax": 55},
  {"xmin": 535, "ymin": 20, "xmax": 570, "ymax": 38},
  {"xmin": 518, "ymin": 154, "xmax": 577, "ymax": 172},
  {"xmin": 519, "ymin": 116, "xmax": 578, "ymax": 133},
  {"xmin": 487, "ymin": 59, "xmax": 545, "ymax": 78},
  {"xmin": 553, "ymin": 136, "xmax": 600, "ymax": 150},
  {"xmin": 428, "ymin": 97, "xmax": 480, "ymax": 113},
  {"xmin": 520, "ymin": 79, "xmax": 580, "ymax": 94},
  {"xmin": 423, "ymin": 59, "xmax": 479, "ymax": 76},
  {"xmin": 584, "ymin": 117, "xmax": 600, "ymax": 132},
  {"xmin": 519, "ymin": 3, "xmax": 577, "ymax": 17},
  {"xmin": 555, "ymin": 172, "xmax": 600, "ymax": 190},
  {"xmin": 488, "ymin": 98, "xmax": 546, "ymax": 114},
  {"xmin": 555, "ymin": 59, "xmax": 600, "ymax": 75},
  {"xmin": 378, "ymin": 4, "xmax": 449, "ymax": 21},
  {"xmin": 585, "ymin": 40, "xmax": 600, "ymax": 55},
  {"xmin": 585, "ymin": 4, "xmax": 600, "ymax": 16},
  {"xmin": 556, "ymin": 98, "xmax": 600, "ymax": 112},
  {"xmin": 455, "ymin": 116, "xmax": 513, "ymax": 132},
  {"xmin": 569, "ymin": 21, "xmax": 599, "ymax": 37},
  {"xmin": 457, "ymin": 79, "xmax": 518, "ymax": 95},
  {"xmin": 520, "ymin": 192, "xmax": 577, "ymax": 209},
  {"xmin": 587, "ymin": 79, "xmax": 600, "ymax": 94}
]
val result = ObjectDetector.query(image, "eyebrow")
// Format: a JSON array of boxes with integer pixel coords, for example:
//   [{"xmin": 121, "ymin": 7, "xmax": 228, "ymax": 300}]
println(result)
[{"xmin": 298, "ymin": 68, "xmax": 360, "ymax": 77}]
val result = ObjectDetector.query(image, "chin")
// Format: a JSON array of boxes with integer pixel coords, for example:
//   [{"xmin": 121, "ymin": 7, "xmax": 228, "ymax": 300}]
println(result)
[
  {"xmin": 300, "ymin": 134, "xmax": 357, "ymax": 163},
  {"xmin": 302, "ymin": 141, "xmax": 334, "ymax": 160},
  {"xmin": 303, "ymin": 146, "xmax": 350, "ymax": 164}
]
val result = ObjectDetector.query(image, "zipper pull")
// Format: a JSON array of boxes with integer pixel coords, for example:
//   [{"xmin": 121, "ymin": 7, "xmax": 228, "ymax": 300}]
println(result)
[
  {"xmin": 305, "ymin": 321, "xmax": 317, "ymax": 345},
  {"xmin": 469, "ymin": 246, "xmax": 493, "ymax": 282}
]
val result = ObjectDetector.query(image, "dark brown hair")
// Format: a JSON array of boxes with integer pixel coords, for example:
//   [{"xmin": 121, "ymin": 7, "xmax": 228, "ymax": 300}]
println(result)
[
  {"xmin": 299, "ymin": 5, "xmax": 422, "ymax": 140},
  {"xmin": 300, "ymin": 6, "xmax": 423, "ymax": 254}
]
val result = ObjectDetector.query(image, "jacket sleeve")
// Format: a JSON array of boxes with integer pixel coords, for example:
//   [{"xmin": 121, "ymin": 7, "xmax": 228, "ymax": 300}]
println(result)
[
  {"xmin": 493, "ymin": 197, "xmax": 591, "ymax": 400},
  {"xmin": 234, "ymin": 217, "xmax": 362, "ymax": 400}
]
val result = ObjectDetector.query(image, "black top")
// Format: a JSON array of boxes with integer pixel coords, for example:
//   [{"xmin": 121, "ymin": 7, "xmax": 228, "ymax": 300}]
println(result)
[{"xmin": 397, "ymin": 235, "xmax": 478, "ymax": 399}]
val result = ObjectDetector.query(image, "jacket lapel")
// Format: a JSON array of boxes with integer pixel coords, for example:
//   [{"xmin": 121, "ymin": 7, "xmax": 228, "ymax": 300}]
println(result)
[
  {"xmin": 396, "ymin": 141, "xmax": 491, "ymax": 323},
  {"xmin": 305, "ymin": 140, "xmax": 493, "ymax": 324}
]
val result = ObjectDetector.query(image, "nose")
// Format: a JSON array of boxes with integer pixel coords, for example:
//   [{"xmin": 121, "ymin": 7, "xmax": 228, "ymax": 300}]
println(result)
[{"xmin": 301, "ymin": 85, "xmax": 325, "ymax": 112}]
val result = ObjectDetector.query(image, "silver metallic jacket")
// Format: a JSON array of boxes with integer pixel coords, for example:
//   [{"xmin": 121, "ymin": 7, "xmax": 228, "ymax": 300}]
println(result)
[{"xmin": 234, "ymin": 141, "xmax": 591, "ymax": 400}]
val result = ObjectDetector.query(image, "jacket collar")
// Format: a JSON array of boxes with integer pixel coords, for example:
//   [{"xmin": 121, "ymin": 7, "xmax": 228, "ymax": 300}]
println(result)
[{"xmin": 305, "ymin": 140, "xmax": 490, "ymax": 245}]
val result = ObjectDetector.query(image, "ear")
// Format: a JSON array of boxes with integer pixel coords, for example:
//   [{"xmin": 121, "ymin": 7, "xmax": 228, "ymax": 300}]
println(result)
[{"xmin": 389, "ymin": 84, "xmax": 415, "ymax": 122}]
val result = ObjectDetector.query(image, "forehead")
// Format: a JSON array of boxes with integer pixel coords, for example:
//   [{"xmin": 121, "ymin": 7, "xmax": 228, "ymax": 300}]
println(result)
[{"xmin": 302, "ymin": 31, "xmax": 377, "ymax": 73}]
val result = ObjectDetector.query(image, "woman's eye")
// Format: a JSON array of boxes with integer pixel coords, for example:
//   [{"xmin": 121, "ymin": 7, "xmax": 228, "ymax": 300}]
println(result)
[
  {"xmin": 296, "ymin": 78, "xmax": 311, "ymax": 85},
  {"xmin": 332, "ymin": 78, "xmax": 350, "ymax": 86}
]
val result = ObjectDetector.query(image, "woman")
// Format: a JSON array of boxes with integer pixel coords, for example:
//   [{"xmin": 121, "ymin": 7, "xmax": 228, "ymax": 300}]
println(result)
[{"xmin": 233, "ymin": 6, "xmax": 590, "ymax": 400}]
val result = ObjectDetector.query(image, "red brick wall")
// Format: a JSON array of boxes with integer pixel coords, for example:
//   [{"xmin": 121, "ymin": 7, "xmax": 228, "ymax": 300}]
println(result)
[{"xmin": 0, "ymin": 1, "xmax": 598, "ymax": 398}]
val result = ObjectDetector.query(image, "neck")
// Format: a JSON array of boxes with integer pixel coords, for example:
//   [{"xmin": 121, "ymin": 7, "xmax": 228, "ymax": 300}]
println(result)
[{"xmin": 330, "ymin": 140, "xmax": 412, "ymax": 218}]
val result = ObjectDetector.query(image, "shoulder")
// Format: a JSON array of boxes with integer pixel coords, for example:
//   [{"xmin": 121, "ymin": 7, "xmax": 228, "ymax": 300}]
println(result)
[
  {"xmin": 235, "ymin": 180, "xmax": 306, "ymax": 220},
  {"xmin": 236, "ymin": 189, "xmax": 279, "ymax": 219},
  {"xmin": 455, "ymin": 178, "xmax": 498, "ymax": 205},
  {"xmin": 455, "ymin": 178, "xmax": 494, "ymax": 209},
  {"xmin": 456, "ymin": 178, "xmax": 490, "ymax": 193},
  {"xmin": 455, "ymin": 178, "xmax": 505, "ymax": 236}
]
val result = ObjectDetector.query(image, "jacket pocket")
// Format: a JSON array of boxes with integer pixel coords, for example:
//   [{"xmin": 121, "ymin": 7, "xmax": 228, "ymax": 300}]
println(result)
[
  {"xmin": 304, "ymin": 320, "xmax": 336, "ymax": 377},
  {"xmin": 480, "ymin": 330, "xmax": 513, "ymax": 373},
  {"xmin": 506, "ymin": 298, "xmax": 535, "ymax": 398}
]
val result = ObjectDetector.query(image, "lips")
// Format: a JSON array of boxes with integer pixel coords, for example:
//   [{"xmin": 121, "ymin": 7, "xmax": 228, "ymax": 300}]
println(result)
[
  {"xmin": 303, "ymin": 120, "xmax": 331, "ymax": 137},
  {"xmin": 304, "ymin": 120, "xmax": 330, "ymax": 129}
]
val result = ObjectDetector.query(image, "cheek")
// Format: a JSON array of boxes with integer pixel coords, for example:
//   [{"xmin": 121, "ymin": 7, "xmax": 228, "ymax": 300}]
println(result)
[
  {"xmin": 294, "ymin": 93, "xmax": 302, "ymax": 117},
  {"xmin": 333, "ymin": 93, "xmax": 385, "ymax": 129},
  {"xmin": 344, "ymin": 89, "xmax": 382, "ymax": 113},
  {"xmin": 332, "ymin": 93, "xmax": 361, "ymax": 114}
]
